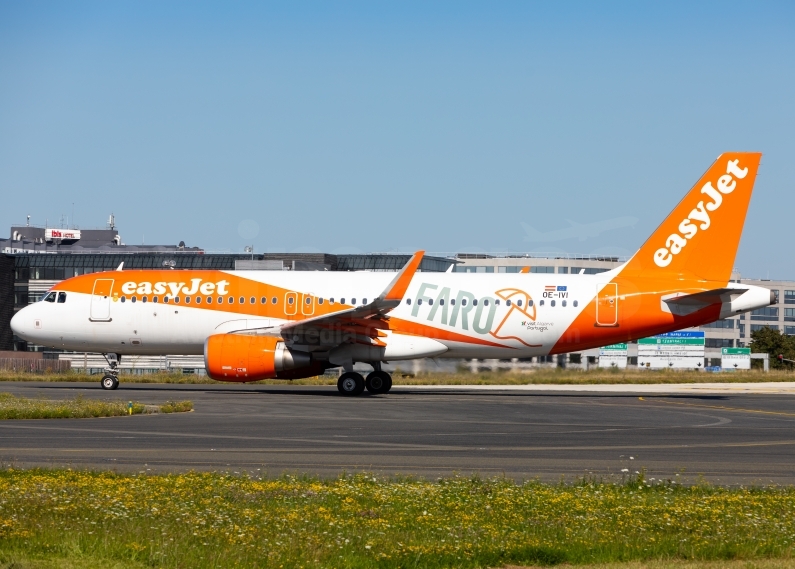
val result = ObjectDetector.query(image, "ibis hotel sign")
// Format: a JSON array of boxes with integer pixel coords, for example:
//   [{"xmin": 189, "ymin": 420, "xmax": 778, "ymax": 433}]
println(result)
[
  {"xmin": 45, "ymin": 228, "xmax": 81, "ymax": 241},
  {"xmin": 638, "ymin": 331, "xmax": 705, "ymax": 369}
]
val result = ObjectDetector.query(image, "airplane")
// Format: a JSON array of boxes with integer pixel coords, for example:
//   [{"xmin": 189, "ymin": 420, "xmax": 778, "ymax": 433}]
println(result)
[
  {"xmin": 11, "ymin": 152, "xmax": 774, "ymax": 396},
  {"xmin": 522, "ymin": 216, "xmax": 638, "ymax": 242}
]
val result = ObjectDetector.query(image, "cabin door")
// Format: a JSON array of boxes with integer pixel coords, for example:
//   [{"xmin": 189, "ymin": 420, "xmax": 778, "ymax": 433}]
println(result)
[
  {"xmin": 90, "ymin": 279, "xmax": 114, "ymax": 321},
  {"xmin": 595, "ymin": 283, "xmax": 618, "ymax": 327}
]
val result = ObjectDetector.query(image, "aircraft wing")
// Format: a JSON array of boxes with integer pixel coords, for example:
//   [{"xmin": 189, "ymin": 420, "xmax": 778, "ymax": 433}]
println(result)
[{"xmin": 238, "ymin": 251, "xmax": 425, "ymax": 348}]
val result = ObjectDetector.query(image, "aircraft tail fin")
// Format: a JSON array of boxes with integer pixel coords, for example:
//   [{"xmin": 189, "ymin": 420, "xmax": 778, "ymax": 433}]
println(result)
[{"xmin": 621, "ymin": 152, "xmax": 761, "ymax": 283}]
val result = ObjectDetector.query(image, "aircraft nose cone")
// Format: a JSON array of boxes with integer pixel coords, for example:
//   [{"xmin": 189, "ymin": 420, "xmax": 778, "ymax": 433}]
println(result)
[
  {"xmin": 10, "ymin": 308, "xmax": 31, "ymax": 340},
  {"xmin": 771, "ymin": 290, "xmax": 778, "ymax": 305}
]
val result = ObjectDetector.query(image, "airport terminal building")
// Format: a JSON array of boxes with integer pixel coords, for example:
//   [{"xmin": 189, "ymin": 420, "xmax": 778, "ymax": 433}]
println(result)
[{"xmin": 0, "ymin": 220, "xmax": 789, "ymax": 371}]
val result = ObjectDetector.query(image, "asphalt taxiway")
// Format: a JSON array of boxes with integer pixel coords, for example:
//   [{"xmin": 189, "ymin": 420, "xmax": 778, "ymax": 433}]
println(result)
[{"xmin": 1, "ymin": 382, "xmax": 794, "ymax": 484}]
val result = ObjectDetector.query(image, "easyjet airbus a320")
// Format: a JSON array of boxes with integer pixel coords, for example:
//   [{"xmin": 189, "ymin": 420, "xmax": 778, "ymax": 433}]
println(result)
[{"xmin": 11, "ymin": 153, "xmax": 774, "ymax": 395}]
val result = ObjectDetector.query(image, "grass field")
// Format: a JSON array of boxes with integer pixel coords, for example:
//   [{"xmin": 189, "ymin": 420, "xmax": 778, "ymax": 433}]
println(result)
[
  {"xmin": 0, "ymin": 470, "xmax": 794, "ymax": 568},
  {"xmin": 0, "ymin": 368, "xmax": 793, "ymax": 386},
  {"xmin": 0, "ymin": 392, "xmax": 192, "ymax": 419}
]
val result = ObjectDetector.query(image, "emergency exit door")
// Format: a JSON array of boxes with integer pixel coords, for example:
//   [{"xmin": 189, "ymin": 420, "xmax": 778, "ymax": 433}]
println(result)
[{"xmin": 596, "ymin": 283, "xmax": 618, "ymax": 326}]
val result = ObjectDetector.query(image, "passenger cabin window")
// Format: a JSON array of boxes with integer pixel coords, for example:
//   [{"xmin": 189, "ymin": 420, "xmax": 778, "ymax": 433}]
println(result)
[
  {"xmin": 473, "ymin": 299, "xmax": 478, "ymax": 306},
  {"xmin": 44, "ymin": 292, "xmax": 56, "ymax": 303},
  {"xmin": 121, "ymin": 297, "xmax": 126, "ymax": 303},
  {"xmin": 318, "ymin": 298, "xmax": 324, "ymax": 305},
  {"xmin": 362, "ymin": 298, "xmax": 367, "ymax": 304},
  {"xmin": 261, "ymin": 297, "xmax": 266, "ymax": 304},
  {"xmin": 57, "ymin": 292, "xmax": 67, "ymax": 303},
  {"xmin": 239, "ymin": 297, "xmax": 245, "ymax": 304},
  {"xmin": 506, "ymin": 299, "xmax": 512, "ymax": 307},
  {"xmin": 450, "ymin": 299, "xmax": 455, "ymax": 305},
  {"xmin": 272, "ymin": 297, "xmax": 277, "ymax": 304},
  {"xmin": 573, "ymin": 300, "xmax": 578, "ymax": 307},
  {"xmin": 174, "ymin": 297, "xmax": 180, "ymax": 303},
  {"xmin": 562, "ymin": 300, "xmax": 567, "ymax": 307},
  {"xmin": 131, "ymin": 296, "xmax": 137, "ymax": 303},
  {"xmin": 228, "ymin": 297, "xmax": 234, "ymax": 304},
  {"xmin": 518, "ymin": 299, "xmax": 523, "ymax": 307},
  {"xmin": 305, "ymin": 297, "xmax": 311, "ymax": 305},
  {"xmin": 195, "ymin": 297, "xmax": 200, "ymax": 304},
  {"xmin": 287, "ymin": 297, "xmax": 294, "ymax": 305},
  {"xmin": 550, "ymin": 300, "xmax": 555, "ymax": 307},
  {"xmin": 329, "ymin": 298, "xmax": 335, "ymax": 304},
  {"xmin": 539, "ymin": 299, "xmax": 544, "ymax": 306},
  {"xmin": 351, "ymin": 298, "xmax": 356, "ymax": 304},
  {"xmin": 163, "ymin": 297, "xmax": 169, "ymax": 303},
  {"xmin": 250, "ymin": 297, "xmax": 255, "ymax": 304},
  {"xmin": 340, "ymin": 298, "xmax": 345, "ymax": 304},
  {"xmin": 184, "ymin": 297, "xmax": 190, "ymax": 304},
  {"xmin": 206, "ymin": 297, "xmax": 211, "ymax": 304},
  {"xmin": 142, "ymin": 296, "xmax": 148, "ymax": 303},
  {"xmin": 153, "ymin": 297, "xmax": 159, "ymax": 303},
  {"xmin": 406, "ymin": 298, "xmax": 411, "ymax": 304}
]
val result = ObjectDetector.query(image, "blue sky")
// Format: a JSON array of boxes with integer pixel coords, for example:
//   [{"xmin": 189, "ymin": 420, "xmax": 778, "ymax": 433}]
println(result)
[{"xmin": 1, "ymin": 2, "xmax": 794, "ymax": 278}]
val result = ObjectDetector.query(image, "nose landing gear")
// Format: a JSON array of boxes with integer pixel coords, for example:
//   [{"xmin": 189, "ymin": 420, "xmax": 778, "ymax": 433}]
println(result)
[
  {"xmin": 100, "ymin": 354, "xmax": 121, "ymax": 390},
  {"xmin": 101, "ymin": 374, "xmax": 119, "ymax": 390}
]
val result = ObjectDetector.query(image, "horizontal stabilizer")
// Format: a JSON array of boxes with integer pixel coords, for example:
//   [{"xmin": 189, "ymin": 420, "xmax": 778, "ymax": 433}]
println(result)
[
  {"xmin": 664, "ymin": 288, "xmax": 747, "ymax": 306},
  {"xmin": 661, "ymin": 288, "xmax": 747, "ymax": 316}
]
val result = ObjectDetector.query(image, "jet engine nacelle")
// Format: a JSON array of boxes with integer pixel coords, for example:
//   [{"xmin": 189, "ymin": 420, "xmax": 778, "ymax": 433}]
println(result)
[{"xmin": 204, "ymin": 334, "xmax": 312, "ymax": 382}]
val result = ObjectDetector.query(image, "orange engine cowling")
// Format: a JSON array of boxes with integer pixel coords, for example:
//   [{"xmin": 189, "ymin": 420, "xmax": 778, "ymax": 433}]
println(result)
[{"xmin": 204, "ymin": 334, "xmax": 312, "ymax": 382}]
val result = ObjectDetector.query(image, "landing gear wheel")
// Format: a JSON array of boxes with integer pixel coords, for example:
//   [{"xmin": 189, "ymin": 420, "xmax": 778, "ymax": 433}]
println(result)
[
  {"xmin": 337, "ymin": 372, "xmax": 365, "ymax": 396},
  {"xmin": 101, "ymin": 374, "xmax": 119, "ymax": 390},
  {"xmin": 365, "ymin": 371, "xmax": 392, "ymax": 395}
]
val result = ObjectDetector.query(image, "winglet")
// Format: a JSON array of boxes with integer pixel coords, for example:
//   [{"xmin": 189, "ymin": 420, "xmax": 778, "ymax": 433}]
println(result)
[
  {"xmin": 116, "ymin": 262, "xmax": 124, "ymax": 272},
  {"xmin": 380, "ymin": 250, "xmax": 424, "ymax": 301}
]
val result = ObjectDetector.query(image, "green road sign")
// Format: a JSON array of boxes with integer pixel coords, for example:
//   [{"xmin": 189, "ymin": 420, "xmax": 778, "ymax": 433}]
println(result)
[{"xmin": 722, "ymin": 347, "xmax": 751, "ymax": 355}]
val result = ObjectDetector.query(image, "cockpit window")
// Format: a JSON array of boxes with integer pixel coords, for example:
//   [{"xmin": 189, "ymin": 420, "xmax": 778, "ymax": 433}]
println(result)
[
  {"xmin": 57, "ymin": 292, "xmax": 67, "ymax": 303},
  {"xmin": 44, "ymin": 292, "xmax": 56, "ymax": 303}
]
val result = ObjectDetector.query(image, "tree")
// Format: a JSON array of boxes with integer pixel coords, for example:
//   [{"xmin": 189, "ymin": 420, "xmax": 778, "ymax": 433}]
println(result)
[{"xmin": 750, "ymin": 326, "xmax": 795, "ymax": 369}]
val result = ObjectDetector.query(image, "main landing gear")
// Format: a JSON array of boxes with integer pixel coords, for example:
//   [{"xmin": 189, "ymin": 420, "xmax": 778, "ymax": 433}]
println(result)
[
  {"xmin": 100, "ymin": 354, "xmax": 121, "ymax": 390},
  {"xmin": 337, "ymin": 366, "xmax": 393, "ymax": 396}
]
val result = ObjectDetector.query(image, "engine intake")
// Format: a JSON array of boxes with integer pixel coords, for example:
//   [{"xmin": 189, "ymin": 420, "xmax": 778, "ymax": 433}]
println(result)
[{"xmin": 204, "ymin": 334, "xmax": 311, "ymax": 382}]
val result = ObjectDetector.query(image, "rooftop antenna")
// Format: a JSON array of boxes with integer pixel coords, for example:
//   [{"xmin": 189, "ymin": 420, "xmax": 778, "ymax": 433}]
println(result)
[
  {"xmin": 26, "ymin": 215, "xmax": 30, "ymax": 227},
  {"xmin": 107, "ymin": 213, "xmax": 115, "ymax": 230},
  {"xmin": 71, "ymin": 203, "xmax": 74, "ymax": 229}
]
